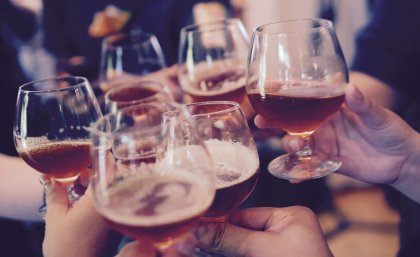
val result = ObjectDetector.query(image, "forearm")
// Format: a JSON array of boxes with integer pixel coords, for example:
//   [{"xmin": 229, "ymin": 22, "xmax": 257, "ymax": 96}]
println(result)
[
  {"xmin": 392, "ymin": 133, "xmax": 420, "ymax": 204},
  {"xmin": 0, "ymin": 154, "xmax": 43, "ymax": 221}
]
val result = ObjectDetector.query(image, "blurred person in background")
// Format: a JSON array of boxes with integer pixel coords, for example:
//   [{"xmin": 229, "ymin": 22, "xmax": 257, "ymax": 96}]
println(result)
[
  {"xmin": 348, "ymin": 0, "xmax": 420, "ymax": 256},
  {"xmin": 41, "ymin": 0, "xmax": 232, "ymax": 83},
  {"xmin": 0, "ymin": 1, "xmax": 45, "ymax": 256}
]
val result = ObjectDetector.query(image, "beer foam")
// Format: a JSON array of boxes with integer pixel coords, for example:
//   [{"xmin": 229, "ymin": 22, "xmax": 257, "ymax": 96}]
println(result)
[
  {"xmin": 204, "ymin": 140, "xmax": 259, "ymax": 189},
  {"xmin": 96, "ymin": 172, "xmax": 213, "ymax": 227},
  {"xmin": 250, "ymin": 80, "xmax": 346, "ymax": 98}
]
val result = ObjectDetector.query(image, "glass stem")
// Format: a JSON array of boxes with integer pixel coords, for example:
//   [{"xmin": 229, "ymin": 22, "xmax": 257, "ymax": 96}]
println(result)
[{"xmin": 295, "ymin": 135, "xmax": 313, "ymax": 158}]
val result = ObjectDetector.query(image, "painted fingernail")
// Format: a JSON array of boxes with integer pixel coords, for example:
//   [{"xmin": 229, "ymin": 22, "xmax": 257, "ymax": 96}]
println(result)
[{"xmin": 352, "ymin": 84, "xmax": 364, "ymax": 103}]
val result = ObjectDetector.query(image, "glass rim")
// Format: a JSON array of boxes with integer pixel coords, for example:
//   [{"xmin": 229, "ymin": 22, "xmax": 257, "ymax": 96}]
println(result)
[
  {"xmin": 105, "ymin": 80, "xmax": 165, "ymax": 104},
  {"xmin": 90, "ymin": 102, "xmax": 179, "ymax": 137},
  {"xmin": 253, "ymin": 18, "xmax": 333, "ymax": 36},
  {"xmin": 184, "ymin": 101, "xmax": 240, "ymax": 118},
  {"xmin": 102, "ymin": 31, "xmax": 158, "ymax": 50},
  {"xmin": 19, "ymin": 76, "xmax": 89, "ymax": 93},
  {"xmin": 181, "ymin": 18, "xmax": 244, "ymax": 34}
]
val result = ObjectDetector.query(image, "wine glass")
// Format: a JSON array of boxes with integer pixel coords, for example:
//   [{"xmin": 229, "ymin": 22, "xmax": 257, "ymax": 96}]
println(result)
[
  {"xmin": 14, "ymin": 76, "xmax": 102, "ymax": 202},
  {"xmin": 90, "ymin": 103, "xmax": 215, "ymax": 253},
  {"xmin": 246, "ymin": 19, "xmax": 348, "ymax": 180},
  {"xmin": 186, "ymin": 101, "xmax": 259, "ymax": 222},
  {"xmin": 178, "ymin": 19, "xmax": 252, "ymax": 116},
  {"xmin": 99, "ymin": 29, "xmax": 166, "ymax": 93},
  {"xmin": 104, "ymin": 80, "xmax": 173, "ymax": 114}
]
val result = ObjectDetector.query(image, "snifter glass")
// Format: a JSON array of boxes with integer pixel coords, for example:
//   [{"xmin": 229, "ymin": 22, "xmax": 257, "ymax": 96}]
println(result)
[
  {"xmin": 246, "ymin": 19, "xmax": 348, "ymax": 180},
  {"xmin": 186, "ymin": 101, "xmax": 259, "ymax": 222},
  {"xmin": 99, "ymin": 30, "xmax": 166, "ymax": 93},
  {"xmin": 104, "ymin": 80, "xmax": 173, "ymax": 114},
  {"xmin": 90, "ymin": 103, "xmax": 215, "ymax": 253},
  {"xmin": 178, "ymin": 19, "xmax": 252, "ymax": 116},
  {"xmin": 14, "ymin": 76, "xmax": 102, "ymax": 202}
]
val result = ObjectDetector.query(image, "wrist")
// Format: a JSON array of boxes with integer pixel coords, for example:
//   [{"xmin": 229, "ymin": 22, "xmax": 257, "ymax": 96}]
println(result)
[{"xmin": 392, "ymin": 133, "xmax": 420, "ymax": 203}]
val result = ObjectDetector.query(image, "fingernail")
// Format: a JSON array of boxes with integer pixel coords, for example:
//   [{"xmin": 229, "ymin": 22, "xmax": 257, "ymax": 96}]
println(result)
[
  {"xmin": 351, "ymin": 84, "xmax": 364, "ymax": 103},
  {"xmin": 177, "ymin": 237, "xmax": 196, "ymax": 256}
]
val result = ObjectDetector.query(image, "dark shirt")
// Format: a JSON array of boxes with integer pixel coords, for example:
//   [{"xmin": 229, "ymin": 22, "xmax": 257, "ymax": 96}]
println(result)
[
  {"xmin": 42, "ymin": 0, "xmax": 231, "ymax": 81},
  {"xmin": 352, "ymin": 0, "xmax": 420, "ymax": 130},
  {"xmin": 0, "ymin": 1, "xmax": 36, "ymax": 156},
  {"xmin": 352, "ymin": 1, "xmax": 420, "ymax": 256}
]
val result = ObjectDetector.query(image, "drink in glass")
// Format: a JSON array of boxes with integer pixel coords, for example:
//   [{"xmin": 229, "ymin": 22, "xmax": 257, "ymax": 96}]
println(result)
[
  {"xmin": 90, "ymin": 103, "xmax": 215, "ymax": 251},
  {"xmin": 186, "ymin": 101, "xmax": 259, "ymax": 221},
  {"xmin": 105, "ymin": 80, "xmax": 172, "ymax": 113},
  {"xmin": 246, "ymin": 19, "xmax": 348, "ymax": 180},
  {"xmin": 178, "ymin": 19, "xmax": 251, "ymax": 115},
  {"xmin": 14, "ymin": 76, "xmax": 102, "ymax": 199}
]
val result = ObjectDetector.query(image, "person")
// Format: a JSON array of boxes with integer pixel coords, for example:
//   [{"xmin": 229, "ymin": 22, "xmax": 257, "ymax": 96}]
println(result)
[
  {"xmin": 41, "ymin": 83, "xmax": 419, "ymax": 257},
  {"xmin": 200, "ymin": 82, "xmax": 420, "ymax": 257},
  {"xmin": 0, "ymin": 1, "xmax": 46, "ymax": 256},
  {"xmin": 42, "ymin": 180, "xmax": 197, "ymax": 257},
  {"xmin": 348, "ymin": 1, "xmax": 420, "ymax": 255},
  {"xmin": 41, "ymin": 0, "xmax": 232, "ymax": 82}
]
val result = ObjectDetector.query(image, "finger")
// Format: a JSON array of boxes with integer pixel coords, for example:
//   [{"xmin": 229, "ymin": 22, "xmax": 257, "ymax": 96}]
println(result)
[
  {"xmin": 345, "ymin": 83, "xmax": 392, "ymax": 130},
  {"xmin": 227, "ymin": 207, "xmax": 278, "ymax": 230},
  {"xmin": 196, "ymin": 221, "xmax": 257, "ymax": 256},
  {"xmin": 166, "ymin": 64, "xmax": 178, "ymax": 77},
  {"xmin": 45, "ymin": 181, "xmax": 69, "ymax": 217},
  {"xmin": 254, "ymin": 115, "xmax": 278, "ymax": 129},
  {"xmin": 163, "ymin": 234, "xmax": 196, "ymax": 257},
  {"xmin": 281, "ymin": 134, "xmax": 306, "ymax": 153}
]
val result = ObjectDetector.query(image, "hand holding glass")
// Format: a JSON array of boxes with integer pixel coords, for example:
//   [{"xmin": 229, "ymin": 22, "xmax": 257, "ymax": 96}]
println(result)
[
  {"xmin": 99, "ymin": 30, "xmax": 166, "ymax": 93},
  {"xmin": 14, "ymin": 76, "xmax": 102, "ymax": 201},
  {"xmin": 246, "ymin": 19, "xmax": 348, "ymax": 180}
]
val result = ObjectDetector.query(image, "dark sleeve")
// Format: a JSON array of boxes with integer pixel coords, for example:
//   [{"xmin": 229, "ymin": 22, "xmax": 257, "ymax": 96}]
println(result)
[
  {"xmin": 42, "ymin": 0, "xmax": 72, "ymax": 58},
  {"xmin": 0, "ymin": 0, "xmax": 36, "ymax": 40},
  {"xmin": 351, "ymin": 0, "xmax": 420, "ymax": 98}
]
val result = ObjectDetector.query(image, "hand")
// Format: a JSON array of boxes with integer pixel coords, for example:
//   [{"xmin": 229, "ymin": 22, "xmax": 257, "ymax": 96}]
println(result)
[
  {"xmin": 115, "ymin": 235, "xmax": 196, "ymax": 257},
  {"xmin": 43, "ymin": 182, "xmax": 121, "ymax": 257},
  {"xmin": 256, "ymin": 84, "xmax": 420, "ymax": 200},
  {"xmin": 196, "ymin": 207, "xmax": 332, "ymax": 257},
  {"xmin": 140, "ymin": 65, "xmax": 182, "ymax": 102}
]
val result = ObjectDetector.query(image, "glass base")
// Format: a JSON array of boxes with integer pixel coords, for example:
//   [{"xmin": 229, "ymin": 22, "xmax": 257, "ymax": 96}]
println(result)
[{"xmin": 267, "ymin": 152, "xmax": 341, "ymax": 181}]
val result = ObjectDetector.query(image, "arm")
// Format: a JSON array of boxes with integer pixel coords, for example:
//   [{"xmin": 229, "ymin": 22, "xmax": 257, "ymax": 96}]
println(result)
[
  {"xmin": 197, "ymin": 207, "xmax": 333, "ymax": 257},
  {"xmin": 0, "ymin": 0, "xmax": 37, "ymax": 40},
  {"xmin": 0, "ymin": 154, "xmax": 43, "ymax": 221},
  {"xmin": 42, "ymin": 182, "xmax": 121, "ymax": 257},
  {"xmin": 43, "ymin": 181, "xmax": 194, "ymax": 257}
]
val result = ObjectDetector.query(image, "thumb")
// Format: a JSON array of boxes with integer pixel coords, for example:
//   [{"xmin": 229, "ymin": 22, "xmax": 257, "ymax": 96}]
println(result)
[
  {"xmin": 345, "ymin": 83, "xmax": 392, "ymax": 130},
  {"xmin": 45, "ymin": 181, "xmax": 69, "ymax": 217},
  {"xmin": 196, "ymin": 222, "xmax": 254, "ymax": 256}
]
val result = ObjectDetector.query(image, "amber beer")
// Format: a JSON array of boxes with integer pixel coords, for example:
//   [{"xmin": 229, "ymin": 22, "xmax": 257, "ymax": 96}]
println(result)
[
  {"xmin": 248, "ymin": 81, "xmax": 345, "ymax": 134},
  {"xmin": 18, "ymin": 141, "xmax": 90, "ymax": 180},
  {"xmin": 203, "ymin": 140, "xmax": 259, "ymax": 220},
  {"xmin": 182, "ymin": 69, "xmax": 247, "ymax": 107},
  {"xmin": 105, "ymin": 82, "xmax": 169, "ymax": 113},
  {"xmin": 96, "ymin": 172, "xmax": 213, "ymax": 244}
]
